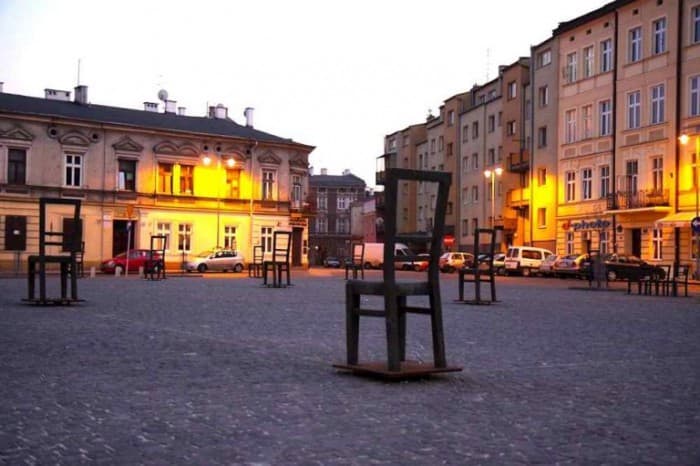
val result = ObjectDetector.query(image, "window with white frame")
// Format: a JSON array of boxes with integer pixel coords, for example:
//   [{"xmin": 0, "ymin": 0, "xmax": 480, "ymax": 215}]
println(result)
[
  {"xmin": 462, "ymin": 156, "xmax": 468, "ymax": 174},
  {"xmin": 566, "ymin": 52, "xmax": 577, "ymax": 83},
  {"xmin": 582, "ymin": 168, "xmax": 593, "ymax": 200},
  {"xmin": 538, "ymin": 49, "xmax": 552, "ymax": 67},
  {"xmin": 462, "ymin": 125, "xmax": 469, "ymax": 142},
  {"xmin": 471, "ymin": 153, "xmax": 479, "ymax": 170},
  {"xmin": 601, "ymin": 39, "xmax": 613, "ymax": 72},
  {"xmin": 537, "ymin": 208, "xmax": 546, "ymax": 228},
  {"xmin": 488, "ymin": 115, "xmax": 495, "ymax": 132},
  {"xmin": 224, "ymin": 225, "xmax": 237, "ymax": 250},
  {"xmin": 506, "ymin": 120, "xmax": 516, "ymax": 136},
  {"xmin": 64, "ymin": 153, "xmax": 82, "ymax": 187},
  {"xmin": 472, "ymin": 122, "xmax": 479, "ymax": 139},
  {"xmin": 178, "ymin": 223, "xmax": 192, "ymax": 252},
  {"xmin": 156, "ymin": 222, "xmax": 171, "ymax": 251},
  {"xmin": 583, "ymin": 46, "xmax": 594, "ymax": 78},
  {"xmin": 508, "ymin": 81, "xmax": 517, "ymax": 99},
  {"xmin": 438, "ymin": 136, "xmax": 444, "ymax": 151},
  {"xmin": 336, "ymin": 217, "xmax": 349, "ymax": 234},
  {"xmin": 627, "ymin": 91, "xmax": 641, "ymax": 129},
  {"xmin": 651, "ymin": 156, "xmax": 663, "ymax": 193},
  {"xmin": 462, "ymin": 187, "xmax": 469, "ymax": 205},
  {"xmin": 599, "ymin": 231, "xmax": 609, "ymax": 254},
  {"xmin": 261, "ymin": 226, "xmax": 273, "ymax": 253},
  {"xmin": 566, "ymin": 231, "xmax": 575, "ymax": 255},
  {"xmin": 538, "ymin": 85, "xmax": 549, "ymax": 107},
  {"xmin": 652, "ymin": 228, "xmax": 663, "ymax": 260},
  {"xmin": 626, "ymin": 159, "xmax": 639, "ymax": 193},
  {"xmin": 565, "ymin": 109, "xmax": 577, "ymax": 143},
  {"xmin": 262, "ymin": 169, "xmax": 275, "ymax": 200},
  {"xmin": 337, "ymin": 190, "xmax": 349, "ymax": 210},
  {"xmin": 652, "ymin": 17, "xmax": 666, "ymax": 54},
  {"xmin": 694, "ymin": 6, "xmax": 700, "ymax": 44},
  {"xmin": 599, "ymin": 100, "xmax": 612, "ymax": 136},
  {"xmin": 691, "ymin": 76, "xmax": 700, "ymax": 117},
  {"xmin": 430, "ymin": 139, "xmax": 436, "ymax": 153},
  {"xmin": 651, "ymin": 84, "xmax": 665, "ymax": 124},
  {"xmin": 566, "ymin": 171, "xmax": 576, "ymax": 202},
  {"xmin": 448, "ymin": 110, "xmax": 454, "ymax": 126},
  {"xmin": 317, "ymin": 188, "xmax": 327, "ymax": 210},
  {"xmin": 629, "ymin": 27, "xmax": 642, "ymax": 62},
  {"xmin": 316, "ymin": 217, "xmax": 327, "ymax": 233},
  {"xmin": 291, "ymin": 175, "xmax": 302, "ymax": 208},
  {"xmin": 472, "ymin": 185, "xmax": 479, "ymax": 203},
  {"xmin": 582, "ymin": 105, "xmax": 593, "ymax": 139},
  {"xmin": 600, "ymin": 165, "xmax": 610, "ymax": 199}
]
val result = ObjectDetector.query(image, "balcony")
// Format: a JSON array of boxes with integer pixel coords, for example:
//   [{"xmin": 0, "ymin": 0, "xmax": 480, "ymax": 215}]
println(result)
[
  {"xmin": 507, "ymin": 150, "xmax": 529, "ymax": 173},
  {"xmin": 505, "ymin": 187, "xmax": 530, "ymax": 209},
  {"xmin": 606, "ymin": 189, "xmax": 670, "ymax": 210}
]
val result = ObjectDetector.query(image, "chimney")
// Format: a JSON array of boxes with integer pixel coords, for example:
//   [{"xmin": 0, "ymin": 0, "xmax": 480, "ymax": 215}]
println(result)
[
  {"xmin": 342, "ymin": 169, "xmax": 351, "ymax": 176},
  {"xmin": 0, "ymin": 82, "xmax": 3, "ymax": 93},
  {"xmin": 164, "ymin": 99, "xmax": 177, "ymax": 113},
  {"xmin": 321, "ymin": 168, "xmax": 328, "ymax": 175},
  {"xmin": 244, "ymin": 107, "xmax": 254, "ymax": 127},
  {"xmin": 214, "ymin": 103, "xmax": 227, "ymax": 119},
  {"xmin": 178, "ymin": 106, "xmax": 186, "ymax": 116},
  {"xmin": 45, "ymin": 89, "xmax": 71, "ymax": 101},
  {"xmin": 144, "ymin": 102, "xmax": 159, "ymax": 112},
  {"xmin": 74, "ymin": 85, "xmax": 88, "ymax": 104}
]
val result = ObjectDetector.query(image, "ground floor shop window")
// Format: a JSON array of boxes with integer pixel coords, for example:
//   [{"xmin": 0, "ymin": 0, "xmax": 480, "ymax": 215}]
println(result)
[
  {"xmin": 157, "ymin": 222, "xmax": 171, "ymax": 252},
  {"xmin": 566, "ymin": 231, "xmax": 574, "ymax": 255},
  {"xmin": 600, "ymin": 231, "xmax": 609, "ymax": 254},
  {"xmin": 224, "ymin": 226, "xmax": 237, "ymax": 250},
  {"xmin": 261, "ymin": 226, "xmax": 273, "ymax": 253},
  {"xmin": 652, "ymin": 228, "xmax": 663, "ymax": 260},
  {"xmin": 178, "ymin": 224, "xmax": 192, "ymax": 252}
]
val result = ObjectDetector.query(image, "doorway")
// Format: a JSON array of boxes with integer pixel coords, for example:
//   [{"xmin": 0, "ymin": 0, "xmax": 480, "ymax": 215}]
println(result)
[
  {"xmin": 292, "ymin": 227, "xmax": 303, "ymax": 266},
  {"xmin": 630, "ymin": 228, "xmax": 642, "ymax": 257},
  {"xmin": 113, "ymin": 220, "xmax": 135, "ymax": 256}
]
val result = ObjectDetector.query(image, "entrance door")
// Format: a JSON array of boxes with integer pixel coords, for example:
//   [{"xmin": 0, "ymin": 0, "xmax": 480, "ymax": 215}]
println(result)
[
  {"xmin": 631, "ymin": 228, "xmax": 642, "ymax": 257},
  {"xmin": 113, "ymin": 220, "xmax": 135, "ymax": 256},
  {"xmin": 292, "ymin": 228, "xmax": 303, "ymax": 266}
]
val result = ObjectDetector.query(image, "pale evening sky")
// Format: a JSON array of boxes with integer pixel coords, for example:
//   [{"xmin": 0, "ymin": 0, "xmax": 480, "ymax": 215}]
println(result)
[{"xmin": 0, "ymin": 0, "xmax": 607, "ymax": 188}]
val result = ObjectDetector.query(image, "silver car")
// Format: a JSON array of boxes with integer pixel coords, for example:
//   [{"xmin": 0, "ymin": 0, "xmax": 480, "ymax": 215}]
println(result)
[{"xmin": 185, "ymin": 249, "xmax": 245, "ymax": 273}]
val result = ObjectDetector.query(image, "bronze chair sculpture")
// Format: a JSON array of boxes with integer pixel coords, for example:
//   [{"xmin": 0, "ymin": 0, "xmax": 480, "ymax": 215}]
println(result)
[{"xmin": 345, "ymin": 242, "xmax": 365, "ymax": 280}]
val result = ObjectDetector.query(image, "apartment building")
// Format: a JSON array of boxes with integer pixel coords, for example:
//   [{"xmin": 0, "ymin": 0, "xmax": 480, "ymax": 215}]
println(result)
[{"xmin": 0, "ymin": 86, "xmax": 314, "ymax": 270}]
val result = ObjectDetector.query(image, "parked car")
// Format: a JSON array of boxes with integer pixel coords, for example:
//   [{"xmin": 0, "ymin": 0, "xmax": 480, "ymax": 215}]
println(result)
[
  {"xmin": 439, "ymin": 252, "xmax": 474, "ymax": 273},
  {"xmin": 504, "ymin": 246, "xmax": 553, "ymax": 277},
  {"xmin": 412, "ymin": 253, "xmax": 431, "ymax": 272},
  {"xmin": 538, "ymin": 254, "xmax": 560, "ymax": 277},
  {"xmin": 323, "ymin": 256, "xmax": 342, "ymax": 268},
  {"xmin": 471, "ymin": 253, "xmax": 504, "ymax": 273},
  {"xmin": 100, "ymin": 249, "xmax": 161, "ymax": 274},
  {"xmin": 185, "ymin": 249, "xmax": 245, "ymax": 273},
  {"xmin": 554, "ymin": 254, "xmax": 589, "ymax": 279},
  {"xmin": 599, "ymin": 254, "xmax": 666, "ymax": 281}
]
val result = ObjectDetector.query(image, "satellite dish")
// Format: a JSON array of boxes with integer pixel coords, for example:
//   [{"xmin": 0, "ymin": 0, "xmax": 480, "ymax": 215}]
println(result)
[{"xmin": 157, "ymin": 89, "xmax": 169, "ymax": 101}]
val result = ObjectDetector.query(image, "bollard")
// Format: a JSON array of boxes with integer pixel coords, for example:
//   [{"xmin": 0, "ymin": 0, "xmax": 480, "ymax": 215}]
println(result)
[
  {"xmin": 115, "ymin": 267, "xmax": 121, "ymax": 277},
  {"xmin": 90, "ymin": 266, "xmax": 96, "ymax": 278},
  {"xmin": 139, "ymin": 266, "xmax": 144, "ymax": 278}
]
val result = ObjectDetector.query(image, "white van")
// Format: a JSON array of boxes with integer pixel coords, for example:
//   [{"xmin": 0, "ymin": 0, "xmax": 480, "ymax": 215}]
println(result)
[
  {"xmin": 504, "ymin": 246, "xmax": 553, "ymax": 277},
  {"xmin": 363, "ymin": 242, "xmax": 411, "ymax": 269}
]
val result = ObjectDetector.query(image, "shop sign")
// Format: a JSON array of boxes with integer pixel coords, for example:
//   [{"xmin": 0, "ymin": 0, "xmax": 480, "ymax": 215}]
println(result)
[
  {"xmin": 562, "ymin": 218, "xmax": 611, "ymax": 231},
  {"xmin": 289, "ymin": 218, "xmax": 307, "ymax": 228}
]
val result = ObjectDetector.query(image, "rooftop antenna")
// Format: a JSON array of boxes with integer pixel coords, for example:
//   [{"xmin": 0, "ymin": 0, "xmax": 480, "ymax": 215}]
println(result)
[
  {"xmin": 485, "ymin": 48, "xmax": 491, "ymax": 81},
  {"xmin": 76, "ymin": 59, "xmax": 81, "ymax": 86}
]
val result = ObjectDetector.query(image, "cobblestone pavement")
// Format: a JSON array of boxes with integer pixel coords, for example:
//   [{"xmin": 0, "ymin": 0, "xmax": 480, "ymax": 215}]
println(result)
[{"xmin": 1, "ymin": 270, "xmax": 699, "ymax": 465}]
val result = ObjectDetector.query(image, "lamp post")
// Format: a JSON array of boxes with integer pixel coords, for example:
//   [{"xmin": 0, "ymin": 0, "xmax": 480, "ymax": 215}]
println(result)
[
  {"xmin": 484, "ymin": 167, "xmax": 503, "ymax": 228},
  {"xmin": 202, "ymin": 153, "xmax": 235, "ymax": 248},
  {"xmin": 679, "ymin": 133, "xmax": 700, "ymax": 279}
]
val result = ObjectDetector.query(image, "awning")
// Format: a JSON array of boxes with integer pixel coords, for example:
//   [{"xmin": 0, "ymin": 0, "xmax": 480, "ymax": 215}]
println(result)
[{"xmin": 654, "ymin": 211, "xmax": 697, "ymax": 228}]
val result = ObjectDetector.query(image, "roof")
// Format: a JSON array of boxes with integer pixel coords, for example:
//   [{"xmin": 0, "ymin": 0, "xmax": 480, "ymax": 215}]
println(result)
[
  {"xmin": 0, "ymin": 92, "xmax": 313, "ymax": 149},
  {"xmin": 309, "ymin": 174, "xmax": 367, "ymax": 188},
  {"xmin": 552, "ymin": 0, "xmax": 636, "ymax": 36}
]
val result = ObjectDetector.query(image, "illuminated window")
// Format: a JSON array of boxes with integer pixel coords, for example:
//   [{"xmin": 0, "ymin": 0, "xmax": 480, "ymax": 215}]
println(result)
[
  {"xmin": 652, "ymin": 228, "xmax": 663, "ymax": 260},
  {"xmin": 179, "ymin": 165, "xmax": 194, "ymax": 194},
  {"xmin": 566, "ymin": 171, "xmax": 576, "ymax": 202},
  {"xmin": 156, "ymin": 222, "xmax": 171, "ymax": 252},
  {"xmin": 178, "ymin": 223, "xmax": 192, "ymax": 252},
  {"xmin": 64, "ymin": 153, "xmax": 82, "ymax": 187},
  {"xmin": 262, "ymin": 169, "xmax": 275, "ymax": 200},
  {"xmin": 118, "ymin": 159, "xmax": 136, "ymax": 191},
  {"xmin": 158, "ymin": 163, "xmax": 173, "ymax": 194},
  {"xmin": 224, "ymin": 226, "xmax": 237, "ymax": 250}
]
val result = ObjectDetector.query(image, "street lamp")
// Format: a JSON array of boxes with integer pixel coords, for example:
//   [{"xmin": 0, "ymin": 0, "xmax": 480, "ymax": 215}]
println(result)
[
  {"xmin": 679, "ymin": 133, "xmax": 700, "ymax": 279},
  {"xmin": 203, "ymin": 153, "xmax": 236, "ymax": 248},
  {"xmin": 484, "ymin": 167, "xmax": 503, "ymax": 228}
]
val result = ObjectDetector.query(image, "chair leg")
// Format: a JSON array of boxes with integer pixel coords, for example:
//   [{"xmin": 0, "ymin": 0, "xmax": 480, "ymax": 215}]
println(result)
[
  {"xmin": 397, "ymin": 296, "xmax": 407, "ymax": 362},
  {"xmin": 345, "ymin": 284, "xmax": 360, "ymax": 365},
  {"xmin": 428, "ymin": 290, "xmax": 447, "ymax": 368},
  {"xmin": 384, "ymin": 292, "xmax": 401, "ymax": 372}
]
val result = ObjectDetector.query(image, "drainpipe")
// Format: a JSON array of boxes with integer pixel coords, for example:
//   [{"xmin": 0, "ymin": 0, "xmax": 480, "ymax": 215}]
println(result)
[
  {"xmin": 529, "ymin": 53, "xmax": 535, "ymax": 248},
  {"xmin": 673, "ymin": 0, "xmax": 684, "ymax": 270},
  {"xmin": 611, "ymin": 9, "xmax": 619, "ymax": 253}
]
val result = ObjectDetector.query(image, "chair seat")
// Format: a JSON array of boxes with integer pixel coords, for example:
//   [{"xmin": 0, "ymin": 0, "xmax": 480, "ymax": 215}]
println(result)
[
  {"xmin": 28, "ymin": 254, "xmax": 74, "ymax": 263},
  {"xmin": 347, "ymin": 279, "xmax": 431, "ymax": 296}
]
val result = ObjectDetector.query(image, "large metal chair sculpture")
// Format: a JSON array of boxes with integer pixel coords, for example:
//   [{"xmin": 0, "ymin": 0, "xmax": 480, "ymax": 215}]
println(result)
[
  {"xmin": 345, "ymin": 242, "xmax": 365, "ymax": 280},
  {"xmin": 25, "ymin": 198, "xmax": 83, "ymax": 305},
  {"xmin": 144, "ymin": 234, "xmax": 167, "ymax": 280},
  {"xmin": 334, "ymin": 168, "xmax": 461, "ymax": 379},
  {"xmin": 458, "ymin": 227, "xmax": 501, "ymax": 304},
  {"xmin": 248, "ymin": 245, "xmax": 264, "ymax": 278},
  {"xmin": 262, "ymin": 231, "xmax": 292, "ymax": 287}
]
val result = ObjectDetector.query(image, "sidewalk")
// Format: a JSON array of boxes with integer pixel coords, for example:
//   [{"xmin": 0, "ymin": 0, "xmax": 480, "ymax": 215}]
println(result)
[{"xmin": 1, "ymin": 272, "xmax": 698, "ymax": 464}]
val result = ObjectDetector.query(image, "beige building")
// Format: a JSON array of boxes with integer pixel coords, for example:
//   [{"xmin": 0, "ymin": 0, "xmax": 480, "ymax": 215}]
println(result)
[{"xmin": 0, "ymin": 85, "xmax": 314, "ymax": 271}]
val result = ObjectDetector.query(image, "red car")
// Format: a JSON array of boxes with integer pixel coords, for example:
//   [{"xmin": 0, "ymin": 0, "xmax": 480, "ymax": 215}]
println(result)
[{"xmin": 100, "ymin": 249, "xmax": 161, "ymax": 274}]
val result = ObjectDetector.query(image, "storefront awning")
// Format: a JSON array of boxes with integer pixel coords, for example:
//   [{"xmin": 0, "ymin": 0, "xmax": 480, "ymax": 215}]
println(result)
[{"xmin": 654, "ymin": 211, "xmax": 697, "ymax": 228}]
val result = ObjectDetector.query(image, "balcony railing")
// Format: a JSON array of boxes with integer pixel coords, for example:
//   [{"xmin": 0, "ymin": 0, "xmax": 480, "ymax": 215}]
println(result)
[
  {"xmin": 505, "ymin": 188, "xmax": 530, "ymax": 208},
  {"xmin": 507, "ymin": 150, "xmax": 529, "ymax": 173},
  {"xmin": 606, "ymin": 189, "xmax": 670, "ymax": 210}
]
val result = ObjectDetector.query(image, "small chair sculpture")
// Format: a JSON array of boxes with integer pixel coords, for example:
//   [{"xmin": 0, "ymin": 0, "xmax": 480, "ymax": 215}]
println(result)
[
  {"xmin": 663, "ymin": 264, "xmax": 689, "ymax": 297},
  {"xmin": 458, "ymin": 227, "xmax": 500, "ymax": 304},
  {"xmin": 263, "ymin": 231, "xmax": 292, "ymax": 287},
  {"xmin": 334, "ymin": 168, "xmax": 461, "ymax": 379},
  {"xmin": 144, "ymin": 234, "xmax": 167, "ymax": 280},
  {"xmin": 248, "ymin": 245, "xmax": 264, "ymax": 278},
  {"xmin": 25, "ymin": 198, "xmax": 83, "ymax": 305},
  {"xmin": 345, "ymin": 242, "xmax": 365, "ymax": 280},
  {"xmin": 74, "ymin": 241, "xmax": 86, "ymax": 278}
]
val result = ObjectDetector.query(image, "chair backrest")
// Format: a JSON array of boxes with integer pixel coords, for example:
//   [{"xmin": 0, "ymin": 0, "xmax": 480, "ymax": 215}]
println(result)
[
  {"xmin": 474, "ymin": 227, "xmax": 500, "ymax": 272},
  {"xmin": 675, "ymin": 264, "xmax": 689, "ymax": 282},
  {"xmin": 351, "ymin": 242, "xmax": 365, "ymax": 265},
  {"xmin": 271, "ymin": 231, "xmax": 292, "ymax": 263},
  {"xmin": 150, "ymin": 234, "xmax": 167, "ymax": 260},
  {"xmin": 381, "ymin": 168, "xmax": 451, "ymax": 284},
  {"xmin": 253, "ymin": 245, "xmax": 264, "ymax": 264},
  {"xmin": 38, "ymin": 197, "xmax": 82, "ymax": 257}
]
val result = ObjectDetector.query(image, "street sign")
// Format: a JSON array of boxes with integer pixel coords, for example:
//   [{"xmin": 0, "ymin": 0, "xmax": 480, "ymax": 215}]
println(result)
[{"xmin": 692, "ymin": 216, "xmax": 700, "ymax": 234}]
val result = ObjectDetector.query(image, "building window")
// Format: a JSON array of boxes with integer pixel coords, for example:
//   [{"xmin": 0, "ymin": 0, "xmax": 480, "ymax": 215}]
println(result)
[
  {"xmin": 291, "ymin": 174, "xmax": 302, "ymax": 208},
  {"xmin": 7, "ymin": 148, "xmax": 26, "ymax": 185},
  {"xmin": 582, "ymin": 105, "xmax": 593, "ymax": 139},
  {"xmin": 462, "ymin": 125, "xmax": 469, "ymax": 142},
  {"xmin": 537, "ymin": 126, "xmax": 547, "ymax": 148},
  {"xmin": 629, "ymin": 27, "xmax": 642, "ymax": 62},
  {"xmin": 600, "ymin": 165, "xmax": 610, "ymax": 198},
  {"xmin": 336, "ymin": 217, "xmax": 349, "ymax": 234},
  {"xmin": 179, "ymin": 165, "xmax": 194, "ymax": 195},
  {"xmin": 599, "ymin": 231, "xmax": 609, "ymax": 254},
  {"xmin": 158, "ymin": 163, "xmax": 173, "ymax": 194},
  {"xmin": 566, "ymin": 171, "xmax": 576, "ymax": 202},
  {"xmin": 446, "ymin": 142, "xmax": 453, "ymax": 157},
  {"xmin": 226, "ymin": 169, "xmax": 240, "ymax": 198},
  {"xmin": 472, "ymin": 185, "xmax": 479, "ymax": 203},
  {"xmin": 462, "ymin": 187, "xmax": 470, "ymax": 205},
  {"xmin": 652, "ymin": 228, "xmax": 663, "ymax": 260},
  {"xmin": 583, "ymin": 46, "xmax": 594, "ymax": 78},
  {"xmin": 488, "ymin": 115, "xmax": 495, "ymax": 132},
  {"xmin": 651, "ymin": 156, "xmax": 663, "ymax": 193},
  {"xmin": 566, "ymin": 52, "xmax": 577, "ymax": 83},
  {"xmin": 317, "ymin": 188, "xmax": 327, "ymax": 210},
  {"xmin": 487, "ymin": 148, "xmax": 495, "ymax": 165},
  {"xmin": 601, "ymin": 39, "xmax": 613, "ymax": 72},
  {"xmin": 64, "ymin": 153, "xmax": 82, "ymax": 187},
  {"xmin": 506, "ymin": 120, "xmax": 516, "ymax": 136},
  {"xmin": 627, "ymin": 91, "xmax": 641, "ymax": 129},
  {"xmin": 337, "ymin": 190, "xmax": 349, "ymax": 210},
  {"xmin": 472, "ymin": 218, "xmax": 478, "ymax": 235},
  {"xmin": 118, "ymin": 159, "xmax": 136, "ymax": 191},
  {"xmin": 224, "ymin": 225, "xmax": 237, "ymax": 250},
  {"xmin": 448, "ymin": 110, "xmax": 455, "ymax": 126},
  {"xmin": 538, "ymin": 86, "xmax": 549, "ymax": 107},
  {"xmin": 461, "ymin": 219, "xmax": 469, "ymax": 236},
  {"xmin": 566, "ymin": 231, "xmax": 575, "ymax": 255},
  {"xmin": 403, "ymin": 135, "xmax": 409, "ymax": 147},
  {"xmin": 262, "ymin": 169, "xmax": 275, "ymax": 200},
  {"xmin": 652, "ymin": 18, "xmax": 666, "ymax": 54},
  {"xmin": 538, "ymin": 168, "xmax": 547, "ymax": 186},
  {"xmin": 538, "ymin": 49, "xmax": 552, "ymax": 67},
  {"xmin": 316, "ymin": 217, "xmax": 327, "ymax": 233},
  {"xmin": 537, "ymin": 208, "xmax": 546, "ymax": 228},
  {"xmin": 599, "ymin": 100, "xmax": 612, "ymax": 136},
  {"xmin": 650, "ymin": 84, "xmax": 665, "ymax": 124},
  {"xmin": 472, "ymin": 122, "xmax": 479, "ymax": 139},
  {"xmin": 260, "ymin": 226, "xmax": 273, "ymax": 253},
  {"xmin": 693, "ymin": 6, "xmax": 700, "ymax": 44},
  {"xmin": 508, "ymin": 81, "xmax": 517, "ymax": 99},
  {"xmin": 155, "ymin": 222, "xmax": 171, "ymax": 251},
  {"xmin": 626, "ymin": 159, "xmax": 639, "ymax": 193},
  {"xmin": 471, "ymin": 153, "xmax": 479, "ymax": 170},
  {"xmin": 582, "ymin": 168, "xmax": 593, "ymax": 200},
  {"xmin": 430, "ymin": 139, "xmax": 436, "ymax": 153},
  {"xmin": 178, "ymin": 223, "xmax": 192, "ymax": 252},
  {"xmin": 565, "ymin": 109, "xmax": 577, "ymax": 143},
  {"xmin": 690, "ymin": 76, "xmax": 700, "ymax": 117}
]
